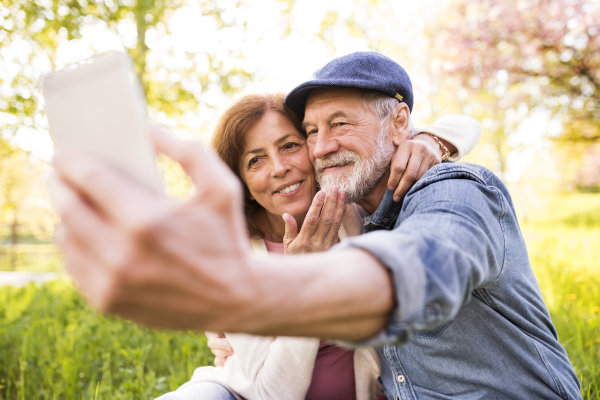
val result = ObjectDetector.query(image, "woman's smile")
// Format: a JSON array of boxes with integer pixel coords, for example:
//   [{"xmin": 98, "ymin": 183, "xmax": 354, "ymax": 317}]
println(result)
[{"xmin": 274, "ymin": 180, "xmax": 303, "ymax": 195}]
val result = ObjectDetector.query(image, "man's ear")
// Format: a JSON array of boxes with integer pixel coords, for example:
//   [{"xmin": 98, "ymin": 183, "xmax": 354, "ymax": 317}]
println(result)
[{"xmin": 390, "ymin": 103, "xmax": 411, "ymax": 146}]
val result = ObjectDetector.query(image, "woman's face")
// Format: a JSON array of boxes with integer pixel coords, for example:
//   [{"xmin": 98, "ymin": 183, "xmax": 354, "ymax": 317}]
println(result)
[{"xmin": 240, "ymin": 111, "xmax": 317, "ymax": 224}]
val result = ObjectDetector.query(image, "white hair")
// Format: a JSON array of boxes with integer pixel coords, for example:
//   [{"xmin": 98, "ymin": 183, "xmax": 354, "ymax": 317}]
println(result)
[
  {"xmin": 315, "ymin": 89, "xmax": 415, "ymax": 204},
  {"xmin": 359, "ymin": 90, "xmax": 417, "ymax": 138}
]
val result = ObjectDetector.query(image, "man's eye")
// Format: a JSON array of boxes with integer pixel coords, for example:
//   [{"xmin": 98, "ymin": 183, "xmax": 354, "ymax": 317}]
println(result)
[
  {"xmin": 307, "ymin": 129, "xmax": 318, "ymax": 136},
  {"xmin": 333, "ymin": 122, "xmax": 346, "ymax": 128}
]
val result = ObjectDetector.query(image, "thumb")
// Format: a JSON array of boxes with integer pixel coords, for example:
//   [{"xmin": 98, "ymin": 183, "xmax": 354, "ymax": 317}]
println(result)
[{"xmin": 282, "ymin": 213, "xmax": 298, "ymax": 247}]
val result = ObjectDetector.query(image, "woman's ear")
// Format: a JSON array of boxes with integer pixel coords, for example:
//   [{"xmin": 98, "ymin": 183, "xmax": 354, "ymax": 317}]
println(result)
[{"xmin": 390, "ymin": 103, "xmax": 411, "ymax": 146}]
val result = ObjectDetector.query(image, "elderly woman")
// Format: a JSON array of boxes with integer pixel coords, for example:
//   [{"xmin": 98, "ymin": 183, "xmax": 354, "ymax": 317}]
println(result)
[{"xmin": 158, "ymin": 91, "xmax": 480, "ymax": 400}]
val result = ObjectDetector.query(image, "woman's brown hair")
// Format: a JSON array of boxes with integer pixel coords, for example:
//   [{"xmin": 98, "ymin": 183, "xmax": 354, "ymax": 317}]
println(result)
[{"xmin": 211, "ymin": 91, "xmax": 305, "ymax": 238}]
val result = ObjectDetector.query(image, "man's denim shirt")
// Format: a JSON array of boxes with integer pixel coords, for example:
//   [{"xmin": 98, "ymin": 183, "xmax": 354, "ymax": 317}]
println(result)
[{"xmin": 335, "ymin": 163, "xmax": 581, "ymax": 400}]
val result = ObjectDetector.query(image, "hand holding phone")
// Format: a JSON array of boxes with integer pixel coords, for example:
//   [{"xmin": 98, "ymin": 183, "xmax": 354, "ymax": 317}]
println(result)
[{"xmin": 41, "ymin": 52, "xmax": 163, "ymax": 192}]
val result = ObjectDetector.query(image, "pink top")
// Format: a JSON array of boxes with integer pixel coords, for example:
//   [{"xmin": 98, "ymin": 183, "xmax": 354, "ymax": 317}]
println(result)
[
  {"xmin": 264, "ymin": 240, "xmax": 285, "ymax": 254},
  {"xmin": 264, "ymin": 240, "xmax": 357, "ymax": 400}
]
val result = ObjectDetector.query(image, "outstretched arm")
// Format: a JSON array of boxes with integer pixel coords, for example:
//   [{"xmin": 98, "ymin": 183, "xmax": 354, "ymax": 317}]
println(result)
[
  {"xmin": 51, "ymin": 128, "xmax": 393, "ymax": 340},
  {"xmin": 52, "ymin": 128, "xmax": 501, "ymax": 343}
]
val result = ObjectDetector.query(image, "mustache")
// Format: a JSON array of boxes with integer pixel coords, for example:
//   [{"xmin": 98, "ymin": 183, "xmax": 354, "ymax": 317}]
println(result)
[{"xmin": 314, "ymin": 151, "xmax": 361, "ymax": 174}]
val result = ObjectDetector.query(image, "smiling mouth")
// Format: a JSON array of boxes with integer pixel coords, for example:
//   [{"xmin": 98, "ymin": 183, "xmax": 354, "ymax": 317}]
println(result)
[{"xmin": 276, "ymin": 182, "xmax": 301, "ymax": 194}]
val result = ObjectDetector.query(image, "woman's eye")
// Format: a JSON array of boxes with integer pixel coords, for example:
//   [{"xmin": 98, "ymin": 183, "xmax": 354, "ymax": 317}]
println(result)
[
  {"xmin": 283, "ymin": 142, "xmax": 299, "ymax": 150},
  {"xmin": 248, "ymin": 157, "xmax": 260, "ymax": 167}
]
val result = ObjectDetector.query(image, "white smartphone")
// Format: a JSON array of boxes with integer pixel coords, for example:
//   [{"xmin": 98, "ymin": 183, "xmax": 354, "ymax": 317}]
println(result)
[{"xmin": 41, "ymin": 52, "xmax": 163, "ymax": 192}]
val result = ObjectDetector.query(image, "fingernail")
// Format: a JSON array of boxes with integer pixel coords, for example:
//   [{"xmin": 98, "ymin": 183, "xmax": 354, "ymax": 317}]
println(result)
[
  {"xmin": 317, "ymin": 191, "xmax": 326, "ymax": 200},
  {"xmin": 339, "ymin": 191, "xmax": 346, "ymax": 202},
  {"xmin": 331, "ymin": 186, "xmax": 339, "ymax": 195},
  {"xmin": 394, "ymin": 196, "xmax": 400, "ymax": 202}
]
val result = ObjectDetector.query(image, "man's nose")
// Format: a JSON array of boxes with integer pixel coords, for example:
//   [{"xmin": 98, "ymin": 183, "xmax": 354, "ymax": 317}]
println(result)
[{"xmin": 311, "ymin": 129, "xmax": 340, "ymax": 160}]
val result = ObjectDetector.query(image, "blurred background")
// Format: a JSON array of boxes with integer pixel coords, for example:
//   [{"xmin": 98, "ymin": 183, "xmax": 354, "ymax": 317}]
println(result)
[{"xmin": 0, "ymin": 0, "xmax": 598, "ymax": 399}]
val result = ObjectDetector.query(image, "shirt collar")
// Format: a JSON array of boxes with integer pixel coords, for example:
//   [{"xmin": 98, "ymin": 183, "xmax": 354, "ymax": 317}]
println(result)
[{"xmin": 364, "ymin": 189, "xmax": 403, "ymax": 231}]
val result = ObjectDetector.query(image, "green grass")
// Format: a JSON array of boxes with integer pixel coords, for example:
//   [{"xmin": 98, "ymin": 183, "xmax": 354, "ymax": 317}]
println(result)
[
  {"xmin": 522, "ymin": 193, "xmax": 600, "ymax": 399},
  {"xmin": 0, "ymin": 194, "xmax": 599, "ymax": 399},
  {"xmin": 0, "ymin": 280, "xmax": 213, "ymax": 399}
]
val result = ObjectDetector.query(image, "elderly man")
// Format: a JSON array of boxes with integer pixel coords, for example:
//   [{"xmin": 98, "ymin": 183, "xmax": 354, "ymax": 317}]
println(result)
[{"xmin": 53, "ymin": 52, "xmax": 580, "ymax": 399}]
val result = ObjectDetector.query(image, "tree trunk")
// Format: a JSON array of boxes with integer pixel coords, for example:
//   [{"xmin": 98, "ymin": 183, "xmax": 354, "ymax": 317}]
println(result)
[
  {"xmin": 134, "ymin": 3, "xmax": 150, "ymax": 95},
  {"xmin": 10, "ymin": 213, "xmax": 18, "ymax": 271}
]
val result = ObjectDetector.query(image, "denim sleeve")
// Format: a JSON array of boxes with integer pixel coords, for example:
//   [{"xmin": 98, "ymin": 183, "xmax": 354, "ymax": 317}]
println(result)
[{"xmin": 334, "ymin": 176, "xmax": 507, "ymax": 346}]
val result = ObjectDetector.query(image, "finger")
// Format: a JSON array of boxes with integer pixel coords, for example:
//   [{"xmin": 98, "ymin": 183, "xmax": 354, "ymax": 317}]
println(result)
[
  {"xmin": 51, "ymin": 176, "xmax": 126, "ymax": 268},
  {"xmin": 207, "ymin": 335, "xmax": 232, "ymax": 350},
  {"xmin": 387, "ymin": 145, "xmax": 411, "ymax": 191},
  {"xmin": 214, "ymin": 356, "xmax": 227, "ymax": 367},
  {"xmin": 324, "ymin": 191, "xmax": 345, "ymax": 245},
  {"xmin": 60, "ymin": 231, "xmax": 115, "ymax": 311},
  {"xmin": 212, "ymin": 348, "xmax": 235, "ymax": 359},
  {"xmin": 416, "ymin": 157, "xmax": 435, "ymax": 181},
  {"xmin": 282, "ymin": 213, "xmax": 298, "ymax": 247},
  {"xmin": 299, "ymin": 191, "xmax": 326, "ymax": 237},
  {"xmin": 53, "ymin": 149, "xmax": 165, "ymax": 227},
  {"xmin": 314, "ymin": 186, "xmax": 339, "ymax": 239},
  {"xmin": 47, "ymin": 171, "xmax": 73, "ymax": 214},
  {"xmin": 393, "ymin": 153, "xmax": 422, "ymax": 202},
  {"xmin": 205, "ymin": 331, "xmax": 226, "ymax": 339},
  {"xmin": 207, "ymin": 337, "xmax": 234, "ymax": 353}
]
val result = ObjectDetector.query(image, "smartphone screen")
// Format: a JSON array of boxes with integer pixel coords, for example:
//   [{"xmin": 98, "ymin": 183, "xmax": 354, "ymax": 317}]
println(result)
[{"xmin": 41, "ymin": 52, "xmax": 163, "ymax": 192}]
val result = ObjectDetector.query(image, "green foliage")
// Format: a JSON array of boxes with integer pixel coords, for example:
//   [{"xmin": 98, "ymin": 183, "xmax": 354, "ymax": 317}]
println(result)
[
  {"xmin": 0, "ymin": 138, "xmax": 56, "ymax": 258},
  {"xmin": 521, "ymin": 193, "xmax": 600, "ymax": 399},
  {"xmin": 0, "ymin": 0, "xmax": 253, "ymax": 136},
  {"xmin": 524, "ymin": 228, "xmax": 600, "ymax": 398},
  {"xmin": 0, "ymin": 280, "xmax": 212, "ymax": 399}
]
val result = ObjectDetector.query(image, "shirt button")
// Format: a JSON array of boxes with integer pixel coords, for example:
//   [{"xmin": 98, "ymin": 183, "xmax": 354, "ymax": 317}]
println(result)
[
  {"xmin": 382, "ymin": 218, "xmax": 389, "ymax": 223},
  {"xmin": 397, "ymin": 374, "xmax": 405, "ymax": 383}
]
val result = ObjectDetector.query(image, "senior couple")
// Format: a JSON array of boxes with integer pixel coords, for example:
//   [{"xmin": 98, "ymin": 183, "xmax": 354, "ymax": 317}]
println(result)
[{"xmin": 52, "ymin": 52, "xmax": 581, "ymax": 400}]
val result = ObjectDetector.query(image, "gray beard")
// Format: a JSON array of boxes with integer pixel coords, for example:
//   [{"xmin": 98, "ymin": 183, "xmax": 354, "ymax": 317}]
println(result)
[{"xmin": 315, "ymin": 128, "xmax": 395, "ymax": 204}]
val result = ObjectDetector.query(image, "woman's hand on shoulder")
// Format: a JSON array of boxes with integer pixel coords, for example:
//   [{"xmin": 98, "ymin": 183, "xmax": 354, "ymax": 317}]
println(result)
[
  {"xmin": 283, "ymin": 186, "xmax": 345, "ymax": 255},
  {"xmin": 387, "ymin": 133, "xmax": 445, "ymax": 203}
]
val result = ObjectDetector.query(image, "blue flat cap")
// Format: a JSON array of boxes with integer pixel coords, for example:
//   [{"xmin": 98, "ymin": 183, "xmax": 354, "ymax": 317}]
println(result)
[{"xmin": 285, "ymin": 51, "xmax": 413, "ymax": 121}]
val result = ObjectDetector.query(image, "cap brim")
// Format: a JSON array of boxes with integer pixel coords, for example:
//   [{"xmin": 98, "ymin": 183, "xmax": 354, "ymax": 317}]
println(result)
[{"xmin": 284, "ymin": 84, "xmax": 328, "ymax": 123}]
